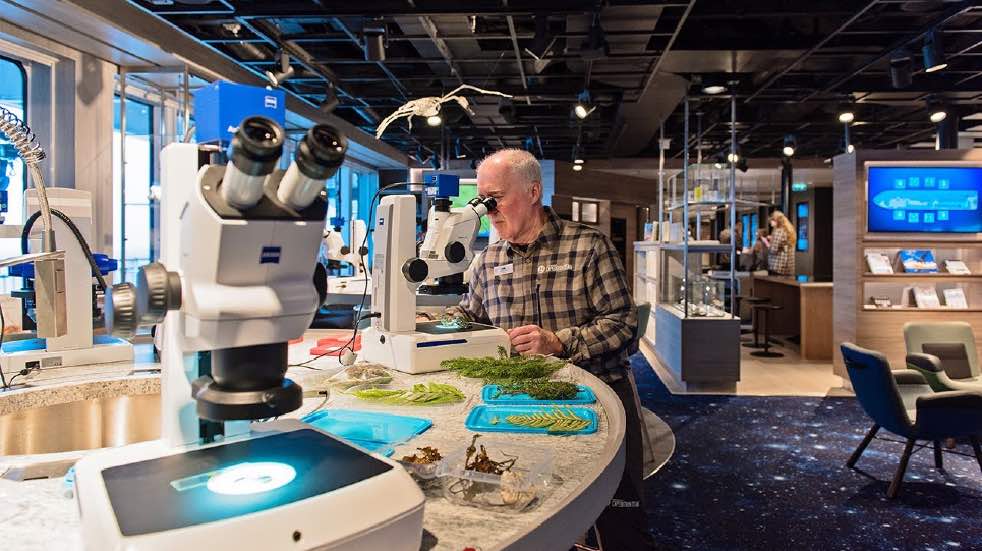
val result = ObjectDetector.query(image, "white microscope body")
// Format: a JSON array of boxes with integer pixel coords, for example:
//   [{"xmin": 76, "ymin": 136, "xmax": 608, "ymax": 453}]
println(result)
[
  {"xmin": 73, "ymin": 118, "xmax": 423, "ymax": 550},
  {"xmin": 0, "ymin": 188, "xmax": 132, "ymax": 376},
  {"xmin": 323, "ymin": 219, "xmax": 369, "ymax": 295},
  {"xmin": 360, "ymin": 192, "xmax": 509, "ymax": 374}
]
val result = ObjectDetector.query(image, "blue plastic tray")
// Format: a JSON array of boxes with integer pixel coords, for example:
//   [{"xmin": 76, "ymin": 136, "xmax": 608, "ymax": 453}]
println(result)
[
  {"xmin": 465, "ymin": 405, "xmax": 598, "ymax": 435},
  {"xmin": 481, "ymin": 384, "xmax": 596, "ymax": 405},
  {"xmin": 345, "ymin": 439, "xmax": 394, "ymax": 457},
  {"xmin": 301, "ymin": 409, "xmax": 432, "ymax": 445}
]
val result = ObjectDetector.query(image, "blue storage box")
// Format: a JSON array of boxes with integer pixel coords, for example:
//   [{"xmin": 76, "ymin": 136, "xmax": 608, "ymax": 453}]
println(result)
[{"xmin": 193, "ymin": 81, "xmax": 286, "ymax": 144}]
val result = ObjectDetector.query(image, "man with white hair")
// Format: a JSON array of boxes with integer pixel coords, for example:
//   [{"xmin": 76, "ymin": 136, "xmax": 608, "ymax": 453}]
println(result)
[{"xmin": 448, "ymin": 148, "xmax": 651, "ymax": 549}]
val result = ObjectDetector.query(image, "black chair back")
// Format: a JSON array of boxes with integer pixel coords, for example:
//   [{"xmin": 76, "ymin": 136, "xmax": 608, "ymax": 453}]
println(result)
[{"xmin": 840, "ymin": 342, "xmax": 913, "ymax": 437}]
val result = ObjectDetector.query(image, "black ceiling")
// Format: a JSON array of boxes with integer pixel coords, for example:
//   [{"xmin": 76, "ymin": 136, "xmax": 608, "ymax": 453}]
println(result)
[{"xmin": 133, "ymin": 0, "xmax": 982, "ymax": 163}]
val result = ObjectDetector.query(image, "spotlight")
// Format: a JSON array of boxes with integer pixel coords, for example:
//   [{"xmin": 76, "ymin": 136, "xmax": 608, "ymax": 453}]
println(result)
[
  {"xmin": 426, "ymin": 114, "xmax": 442, "ymax": 126},
  {"xmin": 498, "ymin": 97, "xmax": 516, "ymax": 123},
  {"xmin": 364, "ymin": 20, "xmax": 387, "ymax": 62},
  {"xmin": 928, "ymin": 100, "xmax": 947, "ymax": 123},
  {"xmin": 318, "ymin": 82, "xmax": 339, "ymax": 113},
  {"xmin": 782, "ymin": 134, "xmax": 796, "ymax": 157},
  {"xmin": 579, "ymin": 16, "xmax": 609, "ymax": 60},
  {"xmin": 736, "ymin": 157, "xmax": 749, "ymax": 173},
  {"xmin": 889, "ymin": 50, "xmax": 913, "ymax": 89},
  {"xmin": 454, "ymin": 138, "xmax": 466, "ymax": 159},
  {"xmin": 837, "ymin": 104, "xmax": 855, "ymax": 124},
  {"xmin": 847, "ymin": 144, "xmax": 855, "ymax": 153},
  {"xmin": 573, "ymin": 89, "xmax": 595, "ymax": 119},
  {"xmin": 700, "ymin": 74, "xmax": 728, "ymax": 95},
  {"xmin": 727, "ymin": 152, "xmax": 739, "ymax": 163},
  {"xmin": 572, "ymin": 164, "xmax": 583, "ymax": 172},
  {"xmin": 922, "ymin": 29, "xmax": 947, "ymax": 73},
  {"xmin": 574, "ymin": 158, "xmax": 584, "ymax": 165},
  {"xmin": 265, "ymin": 51, "xmax": 294, "ymax": 88}
]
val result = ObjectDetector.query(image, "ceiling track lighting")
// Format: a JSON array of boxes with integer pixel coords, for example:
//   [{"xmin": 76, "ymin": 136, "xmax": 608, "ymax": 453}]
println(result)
[
  {"xmin": 364, "ymin": 19, "xmax": 387, "ymax": 62},
  {"xmin": 837, "ymin": 103, "xmax": 855, "ymax": 124},
  {"xmin": 927, "ymin": 98, "xmax": 948, "ymax": 123},
  {"xmin": 572, "ymin": 164, "xmax": 583, "ymax": 172},
  {"xmin": 700, "ymin": 74, "xmax": 728, "ymax": 95},
  {"xmin": 573, "ymin": 89, "xmax": 595, "ymax": 120},
  {"xmin": 782, "ymin": 134, "xmax": 797, "ymax": 157},
  {"xmin": 889, "ymin": 50, "xmax": 913, "ymax": 89},
  {"xmin": 265, "ymin": 51, "xmax": 294, "ymax": 88},
  {"xmin": 426, "ymin": 114, "xmax": 442, "ymax": 126},
  {"xmin": 922, "ymin": 29, "xmax": 947, "ymax": 73}
]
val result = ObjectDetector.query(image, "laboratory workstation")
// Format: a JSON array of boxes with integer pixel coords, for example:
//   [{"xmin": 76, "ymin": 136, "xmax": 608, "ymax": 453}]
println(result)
[{"xmin": 1, "ymin": 3, "xmax": 982, "ymax": 551}]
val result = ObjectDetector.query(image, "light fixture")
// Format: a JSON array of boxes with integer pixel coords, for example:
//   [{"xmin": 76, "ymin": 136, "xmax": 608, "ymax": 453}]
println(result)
[
  {"xmin": 782, "ymin": 134, "xmax": 796, "ymax": 157},
  {"xmin": 700, "ymin": 74, "xmax": 728, "ymax": 95},
  {"xmin": 847, "ymin": 144, "xmax": 855, "ymax": 153},
  {"xmin": 922, "ymin": 29, "xmax": 947, "ymax": 73},
  {"xmin": 579, "ymin": 15, "xmax": 608, "ymax": 60},
  {"xmin": 736, "ymin": 157, "xmax": 749, "ymax": 173},
  {"xmin": 364, "ymin": 19, "xmax": 387, "ymax": 62},
  {"xmin": 837, "ymin": 104, "xmax": 855, "ymax": 124},
  {"xmin": 426, "ymin": 114, "xmax": 442, "ymax": 126},
  {"xmin": 454, "ymin": 138, "xmax": 466, "ymax": 159},
  {"xmin": 265, "ymin": 51, "xmax": 295, "ymax": 88},
  {"xmin": 928, "ymin": 100, "xmax": 947, "ymax": 123},
  {"xmin": 889, "ymin": 50, "xmax": 913, "ymax": 89},
  {"xmin": 727, "ymin": 152, "xmax": 739, "ymax": 163},
  {"xmin": 572, "ymin": 164, "xmax": 583, "ymax": 172},
  {"xmin": 573, "ymin": 89, "xmax": 595, "ymax": 119},
  {"xmin": 574, "ymin": 158, "xmax": 584, "ymax": 165}
]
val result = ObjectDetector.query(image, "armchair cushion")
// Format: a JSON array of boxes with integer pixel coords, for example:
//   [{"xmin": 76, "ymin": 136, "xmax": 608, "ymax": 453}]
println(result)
[
  {"xmin": 905, "ymin": 353, "xmax": 943, "ymax": 373},
  {"xmin": 922, "ymin": 342, "xmax": 974, "ymax": 380},
  {"xmin": 914, "ymin": 390, "xmax": 982, "ymax": 440}
]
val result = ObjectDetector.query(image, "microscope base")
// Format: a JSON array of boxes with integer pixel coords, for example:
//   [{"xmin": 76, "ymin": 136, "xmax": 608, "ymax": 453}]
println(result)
[
  {"xmin": 361, "ymin": 323, "xmax": 510, "ymax": 373},
  {"xmin": 74, "ymin": 419, "xmax": 424, "ymax": 551},
  {"xmin": 0, "ymin": 335, "xmax": 133, "ymax": 375}
]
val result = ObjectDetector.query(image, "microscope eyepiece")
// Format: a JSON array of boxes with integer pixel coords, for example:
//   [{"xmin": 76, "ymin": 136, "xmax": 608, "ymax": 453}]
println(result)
[
  {"xmin": 277, "ymin": 124, "xmax": 348, "ymax": 210},
  {"xmin": 222, "ymin": 116, "xmax": 285, "ymax": 209},
  {"xmin": 468, "ymin": 196, "xmax": 497, "ymax": 216}
]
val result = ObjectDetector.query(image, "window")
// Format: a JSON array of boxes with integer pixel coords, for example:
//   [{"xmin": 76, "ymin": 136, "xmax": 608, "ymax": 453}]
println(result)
[
  {"xmin": 113, "ymin": 96, "xmax": 154, "ymax": 283},
  {"xmin": 0, "ymin": 57, "xmax": 26, "ymax": 261}
]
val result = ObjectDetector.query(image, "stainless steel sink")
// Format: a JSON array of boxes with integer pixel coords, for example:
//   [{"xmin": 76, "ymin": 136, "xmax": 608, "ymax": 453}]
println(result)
[{"xmin": 0, "ymin": 393, "xmax": 160, "ymax": 455}]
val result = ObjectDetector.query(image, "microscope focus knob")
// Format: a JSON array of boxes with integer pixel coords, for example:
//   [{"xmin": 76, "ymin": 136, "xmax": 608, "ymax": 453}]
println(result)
[
  {"xmin": 402, "ymin": 258, "xmax": 429, "ymax": 283},
  {"xmin": 445, "ymin": 241, "xmax": 466, "ymax": 264},
  {"xmin": 105, "ymin": 282, "xmax": 138, "ymax": 339},
  {"xmin": 136, "ymin": 262, "xmax": 182, "ymax": 324}
]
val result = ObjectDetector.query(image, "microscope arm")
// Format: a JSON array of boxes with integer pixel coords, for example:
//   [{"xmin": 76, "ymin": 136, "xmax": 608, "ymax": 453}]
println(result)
[{"xmin": 402, "ymin": 197, "xmax": 495, "ymax": 284}]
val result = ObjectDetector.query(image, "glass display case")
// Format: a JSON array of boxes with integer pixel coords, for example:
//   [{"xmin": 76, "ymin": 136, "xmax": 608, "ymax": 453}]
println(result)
[{"xmin": 658, "ymin": 246, "xmax": 731, "ymax": 318}]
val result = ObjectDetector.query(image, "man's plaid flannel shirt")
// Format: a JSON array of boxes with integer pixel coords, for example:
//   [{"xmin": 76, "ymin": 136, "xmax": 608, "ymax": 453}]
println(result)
[{"xmin": 450, "ymin": 207, "xmax": 638, "ymax": 381}]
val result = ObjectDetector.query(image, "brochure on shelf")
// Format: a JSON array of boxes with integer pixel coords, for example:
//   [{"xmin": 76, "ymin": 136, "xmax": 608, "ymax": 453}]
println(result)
[
  {"xmin": 944, "ymin": 259, "xmax": 971, "ymax": 275},
  {"xmin": 899, "ymin": 250, "xmax": 939, "ymax": 273},
  {"xmin": 912, "ymin": 285, "xmax": 941, "ymax": 308},
  {"xmin": 866, "ymin": 252, "xmax": 894, "ymax": 274},
  {"xmin": 943, "ymin": 288, "xmax": 969, "ymax": 309}
]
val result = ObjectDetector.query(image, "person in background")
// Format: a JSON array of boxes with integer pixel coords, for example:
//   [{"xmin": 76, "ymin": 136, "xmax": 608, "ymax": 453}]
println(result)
[
  {"xmin": 447, "ymin": 148, "xmax": 653, "ymax": 550},
  {"xmin": 762, "ymin": 210, "xmax": 796, "ymax": 276},
  {"xmin": 745, "ymin": 228, "xmax": 770, "ymax": 271},
  {"xmin": 718, "ymin": 220, "xmax": 743, "ymax": 269}
]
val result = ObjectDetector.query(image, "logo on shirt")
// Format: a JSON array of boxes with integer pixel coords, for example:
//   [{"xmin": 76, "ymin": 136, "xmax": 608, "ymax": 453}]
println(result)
[{"xmin": 537, "ymin": 263, "xmax": 573, "ymax": 274}]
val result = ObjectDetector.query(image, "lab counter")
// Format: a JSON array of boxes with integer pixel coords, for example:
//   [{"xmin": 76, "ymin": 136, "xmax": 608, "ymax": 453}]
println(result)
[
  {"xmin": 0, "ymin": 332, "xmax": 625, "ymax": 551},
  {"xmin": 750, "ymin": 275, "xmax": 834, "ymax": 361}
]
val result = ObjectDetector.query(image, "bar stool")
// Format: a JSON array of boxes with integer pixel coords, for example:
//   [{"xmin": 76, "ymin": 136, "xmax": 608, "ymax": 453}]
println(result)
[
  {"xmin": 750, "ymin": 304, "xmax": 784, "ymax": 358},
  {"xmin": 740, "ymin": 296, "xmax": 771, "ymax": 347}
]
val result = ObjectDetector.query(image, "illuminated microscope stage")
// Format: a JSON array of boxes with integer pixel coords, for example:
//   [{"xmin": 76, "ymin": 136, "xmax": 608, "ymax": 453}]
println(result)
[
  {"xmin": 74, "ymin": 423, "xmax": 424, "ymax": 550},
  {"xmin": 361, "ymin": 320, "xmax": 510, "ymax": 374}
]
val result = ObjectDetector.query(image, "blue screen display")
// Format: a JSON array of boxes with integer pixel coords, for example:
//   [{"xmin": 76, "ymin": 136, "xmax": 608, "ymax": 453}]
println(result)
[
  {"xmin": 796, "ymin": 202, "xmax": 809, "ymax": 252},
  {"xmin": 867, "ymin": 166, "xmax": 982, "ymax": 233}
]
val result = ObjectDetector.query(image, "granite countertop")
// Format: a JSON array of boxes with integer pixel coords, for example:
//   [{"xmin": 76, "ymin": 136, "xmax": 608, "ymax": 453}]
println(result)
[{"xmin": 0, "ymin": 331, "xmax": 625, "ymax": 551}]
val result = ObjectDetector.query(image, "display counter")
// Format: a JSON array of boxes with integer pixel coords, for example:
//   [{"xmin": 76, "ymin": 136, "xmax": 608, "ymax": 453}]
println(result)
[
  {"xmin": 0, "ymin": 333, "xmax": 626, "ymax": 551},
  {"xmin": 751, "ymin": 275, "xmax": 834, "ymax": 361}
]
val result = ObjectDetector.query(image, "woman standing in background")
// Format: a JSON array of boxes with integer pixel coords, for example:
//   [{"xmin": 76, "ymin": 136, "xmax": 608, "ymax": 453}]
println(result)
[{"xmin": 762, "ymin": 210, "xmax": 796, "ymax": 276}]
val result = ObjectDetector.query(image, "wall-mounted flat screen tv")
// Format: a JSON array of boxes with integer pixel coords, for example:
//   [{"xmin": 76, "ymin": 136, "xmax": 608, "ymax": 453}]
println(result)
[{"xmin": 867, "ymin": 165, "xmax": 982, "ymax": 233}]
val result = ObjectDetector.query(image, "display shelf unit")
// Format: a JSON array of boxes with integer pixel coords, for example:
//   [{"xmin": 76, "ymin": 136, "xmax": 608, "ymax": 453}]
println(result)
[{"xmin": 833, "ymin": 149, "xmax": 982, "ymax": 376}]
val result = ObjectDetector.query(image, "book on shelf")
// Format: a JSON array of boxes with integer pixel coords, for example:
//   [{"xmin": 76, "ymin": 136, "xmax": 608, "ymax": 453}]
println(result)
[
  {"xmin": 899, "ymin": 250, "xmax": 938, "ymax": 273},
  {"xmin": 912, "ymin": 285, "xmax": 941, "ymax": 308},
  {"xmin": 943, "ymin": 288, "xmax": 969, "ymax": 309},
  {"xmin": 865, "ymin": 252, "xmax": 894, "ymax": 274},
  {"xmin": 870, "ymin": 296, "xmax": 892, "ymax": 308},
  {"xmin": 944, "ymin": 259, "xmax": 971, "ymax": 275}
]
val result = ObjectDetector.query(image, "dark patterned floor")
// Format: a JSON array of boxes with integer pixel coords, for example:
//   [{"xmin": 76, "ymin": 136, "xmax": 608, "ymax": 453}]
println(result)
[{"xmin": 630, "ymin": 354, "xmax": 982, "ymax": 551}]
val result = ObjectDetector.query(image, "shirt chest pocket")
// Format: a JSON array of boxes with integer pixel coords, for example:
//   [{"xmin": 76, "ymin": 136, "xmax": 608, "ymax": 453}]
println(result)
[{"xmin": 535, "ymin": 266, "xmax": 588, "ymax": 321}]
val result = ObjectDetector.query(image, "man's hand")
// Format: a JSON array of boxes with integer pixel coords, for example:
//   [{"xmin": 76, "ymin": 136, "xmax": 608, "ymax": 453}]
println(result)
[{"xmin": 508, "ymin": 325, "xmax": 563, "ymax": 356}]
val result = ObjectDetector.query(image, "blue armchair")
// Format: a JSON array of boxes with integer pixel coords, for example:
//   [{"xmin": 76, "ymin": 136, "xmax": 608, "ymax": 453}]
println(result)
[{"xmin": 840, "ymin": 343, "xmax": 982, "ymax": 498}]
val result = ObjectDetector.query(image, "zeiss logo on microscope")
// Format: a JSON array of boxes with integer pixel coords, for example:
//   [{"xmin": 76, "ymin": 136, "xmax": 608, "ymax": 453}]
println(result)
[
  {"xmin": 260, "ymin": 246, "xmax": 281, "ymax": 264},
  {"xmin": 264, "ymin": 95, "xmax": 278, "ymax": 109}
]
